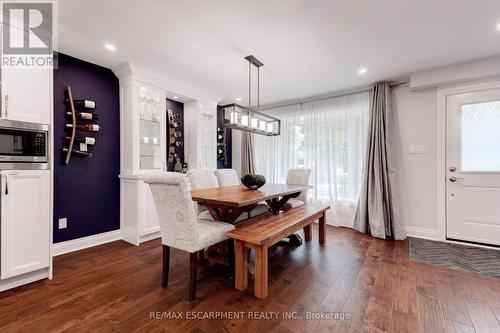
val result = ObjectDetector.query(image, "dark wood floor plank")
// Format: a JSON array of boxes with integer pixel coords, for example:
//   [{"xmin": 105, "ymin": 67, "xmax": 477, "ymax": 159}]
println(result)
[
  {"xmin": 0, "ymin": 226, "xmax": 497, "ymax": 333},
  {"xmin": 416, "ymin": 293, "xmax": 446, "ymax": 333},
  {"xmin": 444, "ymin": 320, "xmax": 476, "ymax": 333},
  {"xmin": 466, "ymin": 299, "xmax": 500, "ymax": 333}
]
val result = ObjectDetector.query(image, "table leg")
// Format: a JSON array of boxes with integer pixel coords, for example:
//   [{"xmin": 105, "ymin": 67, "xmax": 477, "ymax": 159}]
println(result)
[
  {"xmin": 265, "ymin": 192, "xmax": 300, "ymax": 214},
  {"xmin": 319, "ymin": 211, "xmax": 326, "ymax": 245},
  {"xmin": 234, "ymin": 240, "xmax": 248, "ymax": 291},
  {"xmin": 254, "ymin": 245, "xmax": 268, "ymax": 299},
  {"xmin": 206, "ymin": 205, "xmax": 246, "ymax": 224},
  {"xmin": 303, "ymin": 224, "xmax": 312, "ymax": 241}
]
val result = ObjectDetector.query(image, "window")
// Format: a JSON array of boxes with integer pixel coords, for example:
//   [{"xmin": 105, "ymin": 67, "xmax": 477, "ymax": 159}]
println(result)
[
  {"xmin": 253, "ymin": 92, "xmax": 370, "ymax": 226},
  {"xmin": 461, "ymin": 100, "xmax": 500, "ymax": 172}
]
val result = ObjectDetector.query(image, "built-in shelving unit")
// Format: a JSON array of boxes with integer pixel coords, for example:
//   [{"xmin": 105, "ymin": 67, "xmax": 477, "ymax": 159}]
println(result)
[
  {"xmin": 139, "ymin": 87, "xmax": 164, "ymax": 170},
  {"xmin": 113, "ymin": 62, "xmax": 217, "ymax": 246}
]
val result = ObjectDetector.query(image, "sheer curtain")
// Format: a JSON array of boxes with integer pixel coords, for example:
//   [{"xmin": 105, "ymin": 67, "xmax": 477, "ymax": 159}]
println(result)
[{"xmin": 254, "ymin": 92, "xmax": 370, "ymax": 226}]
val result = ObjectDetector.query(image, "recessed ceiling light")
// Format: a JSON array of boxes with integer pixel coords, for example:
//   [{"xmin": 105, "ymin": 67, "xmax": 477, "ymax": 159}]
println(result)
[
  {"xmin": 358, "ymin": 67, "xmax": 368, "ymax": 75},
  {"xmin": 236, "ymin": 97, "xmax": 242, "ymax": 101},
  {"xmin": 497, "ymin": 22, "xmax": 500, "ymax": 30},
  {"xmin": 140, "ymin": 87, "xmax": 146, "ymax": 91},
  {"xmin": 173, "ymin": 95, "xmax": 179, "ymax": 99},
  {"xmin": 104, "ymin": 43, "xmax": 116, "ymax": 51}
]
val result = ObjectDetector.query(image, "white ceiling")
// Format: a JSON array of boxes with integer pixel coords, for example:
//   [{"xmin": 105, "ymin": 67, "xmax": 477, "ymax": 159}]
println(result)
[{"xmin": 58, "ymin": 0, "xmax": 500, "ymax": 105}]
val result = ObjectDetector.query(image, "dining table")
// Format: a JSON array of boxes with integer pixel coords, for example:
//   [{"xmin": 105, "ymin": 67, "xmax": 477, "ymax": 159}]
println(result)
[{"xmin": 191, "ymin": 183, "xmax": 313, "ymax": 245}]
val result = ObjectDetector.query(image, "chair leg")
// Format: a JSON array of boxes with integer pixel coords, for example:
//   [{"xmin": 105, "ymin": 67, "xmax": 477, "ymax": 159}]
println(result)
[
  {"xmin": 162, "ymin": 245, "xmax": 170, "ymax": 288},
  {"xmin": 199, "ymin": 249, "xmax": 207, "ymax": 265},
  {"xmin": 189, "ymin": 252, "xmax": 198, "ymax": 301}
]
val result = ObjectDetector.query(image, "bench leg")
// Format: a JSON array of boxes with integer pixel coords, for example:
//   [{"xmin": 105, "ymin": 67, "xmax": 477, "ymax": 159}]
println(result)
[
  {"xmin": 234, "ymin": 240, "xmax": 248, "ymax": 291},
  {"xmin": 254, "ymin": 245, "xmax": 268, "ymax": 299},
  {"xmin": 303, "ymin": 224, "xmax": 312, "ymax": 241},
  {"xmin": 319, "ymin": 212, "xmax": 326, "ymax": 245}
]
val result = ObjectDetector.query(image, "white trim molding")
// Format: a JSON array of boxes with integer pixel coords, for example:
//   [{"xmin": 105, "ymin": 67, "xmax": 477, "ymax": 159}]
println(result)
[
  {"xmin": 436, "ymin": 78, "xmax": 500, "ymax": 243},
  {"xmin": 411, "ymin": 56, "xmax": 500, "ymax": 89},
  {"xmin": 405, "ymin": 226, "xmax": 439, "ymax": 241},
  {"xmin": 51, "ymin": 230, "xmax": 122, "ymax": 256}
]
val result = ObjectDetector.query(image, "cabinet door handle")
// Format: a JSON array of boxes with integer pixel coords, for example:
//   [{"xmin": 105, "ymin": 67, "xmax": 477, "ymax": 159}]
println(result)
[
  {"xmin": 4, "ymin": 94, "xmax": 8, "ymax": 118},
  {"xmin": 5, "ymin": 174, "xmax": 8, "ymax": 195}
]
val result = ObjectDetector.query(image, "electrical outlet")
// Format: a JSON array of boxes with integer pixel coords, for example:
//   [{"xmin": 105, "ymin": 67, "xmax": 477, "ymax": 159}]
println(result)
[{"xmin": 58, "ymin": 218, "xmax": 68, "ymax": 229}]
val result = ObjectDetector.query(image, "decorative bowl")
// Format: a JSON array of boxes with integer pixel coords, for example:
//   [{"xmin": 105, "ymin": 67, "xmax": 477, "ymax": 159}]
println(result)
[{"xmin": 241, "ymin": 173, "xmax": 266, "ymax": 190}]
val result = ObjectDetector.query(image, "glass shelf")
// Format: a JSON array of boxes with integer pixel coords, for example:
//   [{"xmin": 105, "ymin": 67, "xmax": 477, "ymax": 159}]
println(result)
[{"xmin": 138, "ymin": 83, "xmax": 164, "ymax": 170}]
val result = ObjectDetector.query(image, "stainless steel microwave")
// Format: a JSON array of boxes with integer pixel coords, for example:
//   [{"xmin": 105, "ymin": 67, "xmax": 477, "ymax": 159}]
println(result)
[{"xmin": 0, "ymin": 120, "xmax": 49, "ymax": 169}]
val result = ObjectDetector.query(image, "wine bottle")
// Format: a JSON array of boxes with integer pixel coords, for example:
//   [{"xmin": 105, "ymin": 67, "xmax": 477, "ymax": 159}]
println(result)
[
  {"xmin": 217, "ymin": 134, "xmax": 223, "ymax": 140},
  {"xmin": 62, "ymin": 147, "xmax": 92, "ymax": 157},
  {"xmin": 66, "ymin": 124, "xmax": 100, "ymax": 132},
  {"xmin": 218, "ymin": 148, "xmax": 224, "ymax": 154},
  {"xmin": 175, "ymin": 141, "xmax": 183, "ymax": 147},
  {"xmin": 173, "ymin": 121, "xmax": 181, "ymax": 128},
  {"xmin": 73, "ymin": 100, "xmax": 96, "ymax": 109},
  {"xmin": 64, "ymin": 136, "xmax": 96, "ymax": 145},
  {"xmin": 67, "ymin": 112, "xmax": 99, "ymax": 120}
]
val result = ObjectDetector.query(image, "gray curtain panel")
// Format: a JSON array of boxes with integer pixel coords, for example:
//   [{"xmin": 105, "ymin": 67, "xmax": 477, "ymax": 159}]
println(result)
[
  {"xmin": 241, "ymin": 132, "xmax": 255, "ymax": 175},
  {"xmin": 354, "ymin": 82, "xmax": 406, "ymax": 240}
]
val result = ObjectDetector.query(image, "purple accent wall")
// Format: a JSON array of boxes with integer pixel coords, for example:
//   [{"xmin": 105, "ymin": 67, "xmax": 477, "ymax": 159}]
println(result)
[
  {"xmin": 53, "ymin": 53, "xmax": 120, "ymax": 243},
  {"xmin": 166, "ymin": 98, "xmax": 184, "ymax": 171}
]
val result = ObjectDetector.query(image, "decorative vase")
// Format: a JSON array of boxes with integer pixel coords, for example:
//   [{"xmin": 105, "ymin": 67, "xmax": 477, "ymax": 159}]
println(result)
[{"xmin": 241, "ymin": 173, "xmax": 266, "ymax": 190}]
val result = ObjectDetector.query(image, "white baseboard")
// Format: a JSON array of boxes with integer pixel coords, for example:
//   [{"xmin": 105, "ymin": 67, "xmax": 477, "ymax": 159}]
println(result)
[
  {"xmin": 405, "ymin": 226, "xmax": 439, "ymax": 241},
  {"xmin": 52, "ymin": 230, "xmax": 121, "ymax": 256},
  {"xmin": 0, "ymin": 268, "xmax": 49, "ymax": 292}
]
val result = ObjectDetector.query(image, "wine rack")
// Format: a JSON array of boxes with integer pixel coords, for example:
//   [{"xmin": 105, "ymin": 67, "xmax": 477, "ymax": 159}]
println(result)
[
  {"xmin": 167, "ymin": 108, "xmax": 185, "ymax": 172},
  {"xmin": 63, "ymin": 86, "xmax": 98, "ymax": 164},
  {"xmin": 217, "ymin": 107, "xmax": 228, "ymax": 166}
]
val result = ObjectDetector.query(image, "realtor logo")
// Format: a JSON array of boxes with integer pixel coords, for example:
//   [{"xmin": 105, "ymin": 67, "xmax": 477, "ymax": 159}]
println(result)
[{"xmin": 1, "ymin": 0, "xmax": 57, "ymax": 68}]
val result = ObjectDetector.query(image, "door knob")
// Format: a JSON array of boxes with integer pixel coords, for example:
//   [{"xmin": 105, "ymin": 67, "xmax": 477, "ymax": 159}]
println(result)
[{"xmin": 449, "ymin": 176, "xmax": 464, "ymax": 182}]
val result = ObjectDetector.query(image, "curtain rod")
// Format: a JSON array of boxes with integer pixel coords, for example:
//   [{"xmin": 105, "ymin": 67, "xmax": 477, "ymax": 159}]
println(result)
[{"xmin": 257, "ymin": 81, "xmax": 408, "ymax": 112}]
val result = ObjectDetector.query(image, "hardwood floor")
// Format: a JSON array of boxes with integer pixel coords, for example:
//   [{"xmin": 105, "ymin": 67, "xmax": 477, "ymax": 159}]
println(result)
[{"xmin": 1, "ymin": 225, "xmax": 500, "ymax": 332}]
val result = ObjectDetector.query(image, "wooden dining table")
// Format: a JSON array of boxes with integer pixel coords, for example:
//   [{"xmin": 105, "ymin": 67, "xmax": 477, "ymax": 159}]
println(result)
[
  {"xmin": 190, "ymin": 183, "xmax": 313, "ymax": 266},
  {"xmin": 190, "ymin": 183, "xmax": 313, "ymax": 224}
]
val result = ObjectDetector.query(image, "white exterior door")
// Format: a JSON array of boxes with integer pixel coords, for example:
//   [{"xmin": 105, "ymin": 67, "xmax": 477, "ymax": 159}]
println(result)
[
  {"xmin": 446, "ymin": 88, "xmax": 500, "ymax": 246},
  {"xmin": 1, "ymin": 170, "xmax": 50, "ymax": 279}
]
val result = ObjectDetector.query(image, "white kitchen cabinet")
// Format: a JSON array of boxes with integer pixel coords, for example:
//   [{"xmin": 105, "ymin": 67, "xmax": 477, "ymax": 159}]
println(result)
[
  {"xmin": 1, "ymin": 170, "xmax": 50, "ymax": 279},
  {"xmin": 1, "ymin": 67, "xmax": 51, "ymax": 124}
]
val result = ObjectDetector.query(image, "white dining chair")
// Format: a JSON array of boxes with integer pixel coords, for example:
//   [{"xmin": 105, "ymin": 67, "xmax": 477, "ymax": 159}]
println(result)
[
  {"xmin": 143, "ymin": 172, "xmax": 235, "ymax": 301},
  {"xmin": 214, "ymin": 169, "xmax": 269, "ymax": 218},
  {"xmin": 187, "ymin": 169, "xmax": 219, "ymax": 217},
  {"xmin": 214, "ymin": 169, "xmax": 240, "ymax": 187},
  {"xmin": 284, "ymin": 168, "xmax": 311, "ymax": 209}
]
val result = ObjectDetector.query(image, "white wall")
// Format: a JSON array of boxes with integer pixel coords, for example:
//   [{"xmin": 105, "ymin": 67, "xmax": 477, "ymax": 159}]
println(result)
[
  {"xmin": 392, "ymin": 86, "xmax": 439, "ymax": 239},
  {"xmin": 232, "ymin": 130, "xmax": 243, "ymax": 177}
]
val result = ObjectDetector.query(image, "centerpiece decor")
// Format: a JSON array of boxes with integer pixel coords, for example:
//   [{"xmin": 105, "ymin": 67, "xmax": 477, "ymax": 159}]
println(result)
[{"xmin": 241, "ymin": 173, "xmax": 266, "ymax": 190}]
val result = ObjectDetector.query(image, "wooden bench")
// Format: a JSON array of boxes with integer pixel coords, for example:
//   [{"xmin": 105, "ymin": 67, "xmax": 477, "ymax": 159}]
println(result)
[{"xmin": 225, "ymin": 203, "xmax": 330, "ymax": 299}]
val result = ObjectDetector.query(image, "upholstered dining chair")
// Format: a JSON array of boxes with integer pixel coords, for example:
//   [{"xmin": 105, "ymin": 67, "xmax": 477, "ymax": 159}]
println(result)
[
  {"xmin": 284, "ymin": 168, "xmax": 312, "ymax": 209},
  {"xmin": 214, "ymin": 168, "xmax": 240, "ymax": 187},
  {"xmin": 187, "ymin": 169, "xmax": 219, "ymax": 217},
  {"xmin": 214, "ymin": 169, "xmax": 269, "ymax": 218},
  {"xmin": 143, "ymin": 172, "xmax": 235, "ymax": 301}
]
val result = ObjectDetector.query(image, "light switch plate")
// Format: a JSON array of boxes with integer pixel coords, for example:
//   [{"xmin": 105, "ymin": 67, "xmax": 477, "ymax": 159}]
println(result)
[
  {"xmin": 408, "ymin": 145, "xmax": 428, "ymax": 155},
  {"xmin": 58, "ymin": 218, "xmax": 68, "ymax": 229}
]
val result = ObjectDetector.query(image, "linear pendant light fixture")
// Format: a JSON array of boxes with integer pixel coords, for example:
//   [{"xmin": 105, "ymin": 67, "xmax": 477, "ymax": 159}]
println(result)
[{"xmin": 221, "ymin": 55, "xmax": 280, "ymax": 136}]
